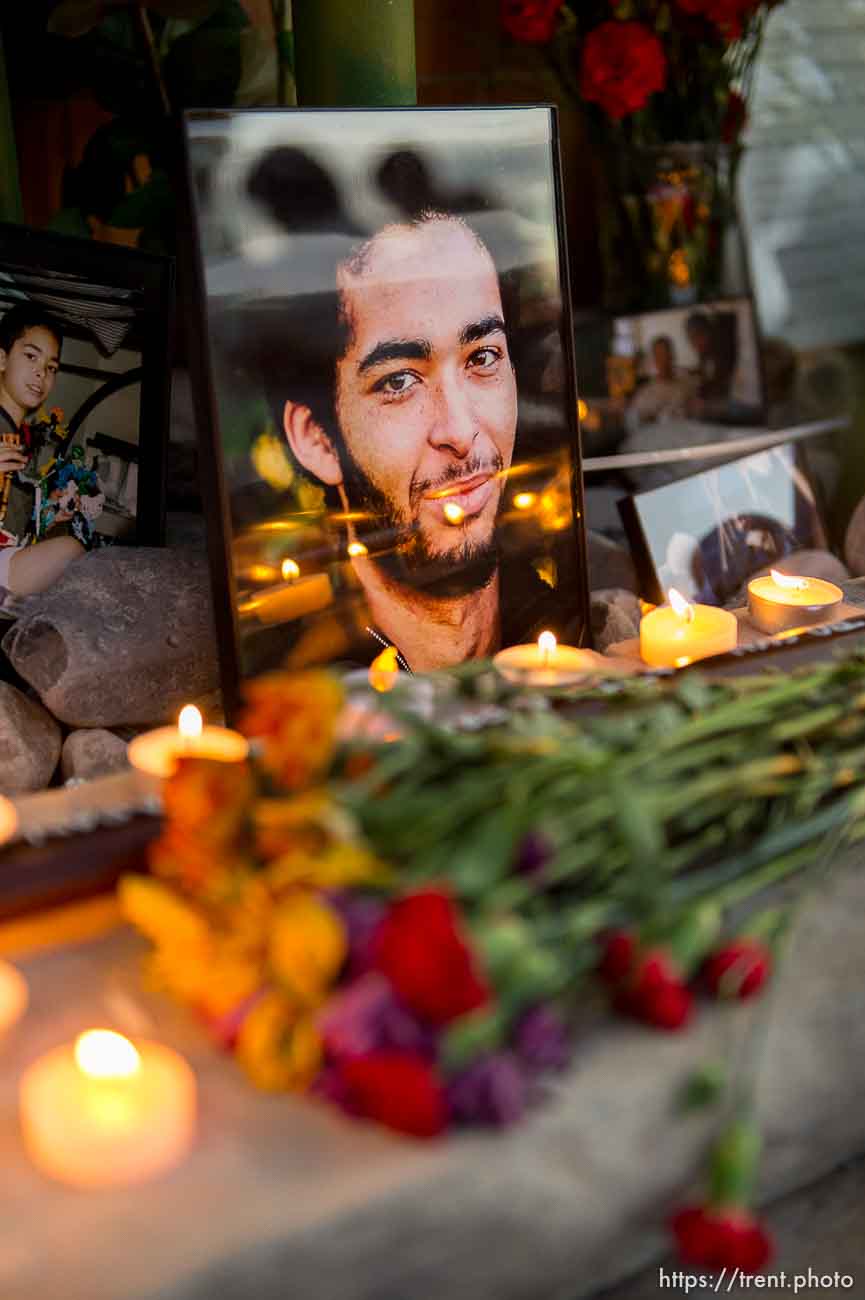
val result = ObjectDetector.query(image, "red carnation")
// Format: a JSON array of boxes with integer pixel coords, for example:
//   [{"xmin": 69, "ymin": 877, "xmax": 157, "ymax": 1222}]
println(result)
[
  {"xmin": 596, "ymin": 929, "xmax": 637, "ymax": 983},
  {"xmin": 337, "ymin": 1051, "xmax": 449, "ymax": 1138},
  {"xmin": 672, "ymin": 1205, "xmax": 772, "ymax": 1273},
  {"xmin": 703, "ymin": 938, "xmax": 771, "ymax": 1000},
  {"xmin": 373, "ymin": 889, "xmax": 491, "ymax": 1026},
  {"xmin": 580, "ymin": 20, "xmax": 667, "ymax": 120},
  {"xmin": 614, "ymin": 949, "xmax": 693, "ymax": 1030},
  {"xmin": 500, "ymin": 0, "xmax": 564, "ymax": 44}
]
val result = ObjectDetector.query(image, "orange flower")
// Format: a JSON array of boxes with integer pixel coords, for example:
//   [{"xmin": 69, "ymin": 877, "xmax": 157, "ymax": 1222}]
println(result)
[
  {"xmin": 163, "ymin": 756, "xmax": 256, "ymax": 840},
  {"xmin": 239, "ymin": 671, "xmax": 343, "ymax": 791},
  {"xmin": 268, "ymin": 892, "xmax": 347, "ymax": 1005},
  {"xmin": 235, "ymin": 991, "xmax": 322, "ymax": 1091}
]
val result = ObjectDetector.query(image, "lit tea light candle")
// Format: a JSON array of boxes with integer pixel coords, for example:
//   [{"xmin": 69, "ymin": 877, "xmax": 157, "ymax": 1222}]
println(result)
[
  {"xmin": 0, "ymin": 960, "xmax": 27, "ymax": 1041},
  {"xmin": 20, "ymin": 1028, "xmax": 196, "ymax": 1188},
  {"xmin": 347, "ymin": 541, "xmax": 368, "ymax": 558},
  {"xmin": 442, "ymin": 501, "xmax": 465, "ymax": 525},
  {"xmin": 127, "ymin": 705, "xmax": 249, "ymax": 781},
  {"xmin": 493, "ymin": 630, "xmax": 598, "ymax": 687},
  {"xmin": 238, "ymin": 559, "xmax": 332, "ymax": 626},
  {"xmin": 640, "ymin": 588, "xmax": 738, "ymax": 668},
  {"xmin": 748, "ymin": 569, "xmax": 843, "ymax": 635},
  {"xmin": 0, "ymin": 794, "xmax": 17, "ymax": 846},
  {"xmin": 513, "ymin": 491, "xmax": 536, "ymax": 511}
]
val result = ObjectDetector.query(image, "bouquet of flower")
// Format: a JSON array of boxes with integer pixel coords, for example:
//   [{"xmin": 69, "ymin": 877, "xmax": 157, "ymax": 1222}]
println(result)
[
  {"xmin": 121, "ymin": 652, "xmax": 865, "ymax": 1270},
  {"xmin": 500, "ymin": 0, "xmax": 783, "ymax": 306},
  {"xmin": 34, "ymin": 446, "xmax": 106, "ymax": 549}
]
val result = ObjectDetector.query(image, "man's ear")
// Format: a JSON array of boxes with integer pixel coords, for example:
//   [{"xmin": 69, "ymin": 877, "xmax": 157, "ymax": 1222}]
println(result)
[{"xmin": 283, "ymin": 400, "xmax": 343, "ymax": 487}]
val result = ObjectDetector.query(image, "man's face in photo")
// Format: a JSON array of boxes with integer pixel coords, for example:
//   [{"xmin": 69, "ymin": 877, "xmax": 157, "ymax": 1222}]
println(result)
[{"xmin": 332, "ymin": 217, "xmax": 518, "ymax": 591}]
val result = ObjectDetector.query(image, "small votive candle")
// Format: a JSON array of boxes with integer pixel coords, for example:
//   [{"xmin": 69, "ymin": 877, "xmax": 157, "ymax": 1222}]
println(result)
[
  {"xmin": 747, "ymin": 569, "xmax": 843, "ymax": 635},
  {"xmin": 0, "ymin": 960, "xmax": 28, "ymax": 1041},
  {"xmin": 493, "ymin": 631, "xmax": 598, "ymax": 687},
  {"xmin": 640, "ymin": 589, "xmax": 738, "ymax": 668},
  {"xmin": 20, "ymin": 1029, "xmax": 196, "ymax": 1188},
  {"xmin": 127, "ymin": 705, "xmax": 249, "ymax": 781}
]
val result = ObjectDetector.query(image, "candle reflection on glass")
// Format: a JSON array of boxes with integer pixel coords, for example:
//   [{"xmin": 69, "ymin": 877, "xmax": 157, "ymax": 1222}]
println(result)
[
  {"xmin": 0, "ymin": 794, "xmax": 17, "ymax": 846},
  {"xmin": 640, "ymin": 588, "xmax": 738, "ymax": 668},
  {"xmin": 747, "ymin": 569, "xmax": 843, "ymax": 635}
]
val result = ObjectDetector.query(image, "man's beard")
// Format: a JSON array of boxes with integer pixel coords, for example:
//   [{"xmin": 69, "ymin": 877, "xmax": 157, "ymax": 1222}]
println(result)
[{"xmin": 338, "ymin": 444, "xmax": 504, "ymax": 599}]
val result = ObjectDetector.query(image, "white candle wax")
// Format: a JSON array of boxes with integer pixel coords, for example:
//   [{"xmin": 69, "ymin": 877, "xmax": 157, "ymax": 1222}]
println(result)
[{"xmin": 20, "ymin": 1029, "xmax": 196, "ymax": 1188}]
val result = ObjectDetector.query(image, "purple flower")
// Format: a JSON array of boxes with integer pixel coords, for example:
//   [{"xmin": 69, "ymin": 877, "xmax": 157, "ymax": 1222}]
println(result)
[
  {"xmin": 447, "ymin": 1052, "xmax": 527, "ymax": 1128},
  {"xmin": 512, "ymin": 1004, "xmax": 572, "ymax": 1073},
  {"xmin": 327, "ymin": 892, "xmax": 387, "ymax": 978},
  {"xmin": 512, "ymin": 831, "xmax": 554, "ymax": 879},
  {"xmin": 317, "ymin": 972, "xmax": 436, "ymax": 1061}
]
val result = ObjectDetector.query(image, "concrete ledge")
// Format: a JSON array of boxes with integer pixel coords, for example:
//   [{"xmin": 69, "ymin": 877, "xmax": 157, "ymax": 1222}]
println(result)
[{"xmin": 3, "ymin": 849, "xmax": 864, "ymax": 1300}]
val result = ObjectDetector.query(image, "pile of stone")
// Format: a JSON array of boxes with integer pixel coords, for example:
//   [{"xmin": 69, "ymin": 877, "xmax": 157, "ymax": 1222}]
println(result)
[{"xmin": 0, "ymin": 548, "xmax": 219, "ymax": 796}]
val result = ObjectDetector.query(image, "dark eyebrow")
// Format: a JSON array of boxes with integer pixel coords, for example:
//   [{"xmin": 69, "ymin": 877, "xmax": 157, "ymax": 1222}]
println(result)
[
  {"xmin": 357, "ymin": 337, "xmax": 431, "ymax": 375},
  {"xmin": 460, "ymin": 315, "xmax": 506, "ymax": 346}
]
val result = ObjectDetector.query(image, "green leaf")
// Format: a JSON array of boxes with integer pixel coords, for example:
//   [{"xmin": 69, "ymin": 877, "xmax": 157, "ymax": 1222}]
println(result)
[
  {"xmin": 439, "ymin": 1007, "xmax": 509, "ymax": 1073},
  {"xmin": 677, "ymin": 1062, "xmax": 726, "ymax": 1113}
]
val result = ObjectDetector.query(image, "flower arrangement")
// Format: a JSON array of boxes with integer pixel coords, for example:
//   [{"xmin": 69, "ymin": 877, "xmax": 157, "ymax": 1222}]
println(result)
[
  {"xmin": 122, "ymin": 652, "xmax": 865, "ymax": 1271},
  {"xmin": 500, "ymin": 0, "xmax": 783, "ymax": 306}
]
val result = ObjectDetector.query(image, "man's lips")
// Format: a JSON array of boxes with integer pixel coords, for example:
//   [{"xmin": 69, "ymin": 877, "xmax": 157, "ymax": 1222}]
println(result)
[{"xmin": 424, "ymin": 474, "xmax": 496, "ymax": 520}]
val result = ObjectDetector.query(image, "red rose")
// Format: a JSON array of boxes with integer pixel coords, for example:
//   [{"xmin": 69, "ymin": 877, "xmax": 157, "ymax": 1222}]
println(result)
[
  {"xmin": 580, "ymin": 21, "xmax": 667, "ymax": 120},
  {"xmin": 675, "ymin": 0, "xmax": 760, "ymax": 41},
  {"xmin": 500, "ymin": 0, "xmax": 564, "ymax": 44},
  {"xmin": 373, "ymin": 889, "xmax": 491, "ymax": 1025},
  {"xmin": 703, "ymin": 938, "xmax": 771, "ymax": 1000},
  {"xmin": 614, "ymin": 949, "xmax": 693, "ymax": 1030},
  {"xmin": 672, "ymin": 1205, "xmax": 772, "ymax": 1273},
  {"xmin": 596, "ymin": 929, "xmax": 637, "ymax": 983},
  {"xmin": 337, "ymin": 1051, "xmax": 449, "ymax": 1137}
]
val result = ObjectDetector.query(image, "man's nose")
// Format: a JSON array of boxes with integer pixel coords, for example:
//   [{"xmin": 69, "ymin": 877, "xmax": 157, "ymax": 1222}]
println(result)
[{"xmin": 427, "ymin": 372, "xmax": 475, "ymax": 458}]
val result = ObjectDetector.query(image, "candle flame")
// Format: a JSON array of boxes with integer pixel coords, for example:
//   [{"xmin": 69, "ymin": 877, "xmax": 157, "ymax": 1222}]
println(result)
[
  {"xmin": 442, "ymin": 501, "xmax": 465, "ymax": 525},
  {"xmin": 770, "ymin": 569, "xmax": 808, "ymax": 591},
  {"xmin": 178, "ymin": 705, "xmax": 203, "ymax": 740},
  {"xmin": 538, "ymin": 630, "xmax": 557, "ymax": 666},
  {"xmin": 368, "ymin": 645, "xmax": 400, "ymax": 692},
  {"xmin": 668, "ymin": 588, "xmax": 695, "ymax": 623},
  {"xmin": 513, "ymin": 491, "xmax": 536, "ymax": 511},
  {"xmin": 247, "ymin": 563, "xmax": 277, "ymax": 583},
  {"xmin": 674, "ymin": 655, "xmax": 692, "ymax": 668},
  {"xmin": 74, "ymin": 1030, "xmax": 141, "ymax": 1080},
  {"xmin": 577, "ymin": 398, "xmax": 588, "ymax": 420},
  {"xmin": 281, "ymin": 558, "xmax": 300, "ymax": 581},
  {"xmin": 347, "ymin": 541, "xmax": 368, "ymax": 558}
]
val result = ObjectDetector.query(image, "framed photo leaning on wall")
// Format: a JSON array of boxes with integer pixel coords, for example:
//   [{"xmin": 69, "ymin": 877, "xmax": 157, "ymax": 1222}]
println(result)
[
  {"xmin": 0, "ymin": 223, "xmax": 173, "ymax": 575},
  {"xmin": 181, "ymin": 106, "xmax": 590, "ymax": 718}
]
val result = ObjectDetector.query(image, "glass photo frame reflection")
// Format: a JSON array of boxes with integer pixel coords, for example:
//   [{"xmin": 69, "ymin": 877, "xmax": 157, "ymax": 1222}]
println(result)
[{"xmin": 182, "ymin": 106, "xmax": 589, "ymax": 716}]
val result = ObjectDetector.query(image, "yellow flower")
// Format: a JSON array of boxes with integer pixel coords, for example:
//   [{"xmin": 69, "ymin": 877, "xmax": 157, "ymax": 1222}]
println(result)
[
  {"xmin": 144, "ymin": 944, "xmax": 214, "ymax": 1005},
  {"xmin": 119, "ymin": 874, "xmax": 210, "ymax": 949},
  {"xmin": 268, "ymin": 892, "xmax": 346, "ymax": 1005},
  {"xmin": 197, "ymin": 952, "xmax": 264, "ymax": 1019},
  {"xmin": 235, "ymin": 991, "xmax": 322, "ymax": 1091},
  {"xmin": 266, "ymin": 839, "xmax": 390, "ymax": 892},
  {"xmin": 250, "ymin": 428, "xmax": 295, "ymax": 490},
  {"xmin": 239, "ymin": 671, "xmax": 343, "ymax": 791}
]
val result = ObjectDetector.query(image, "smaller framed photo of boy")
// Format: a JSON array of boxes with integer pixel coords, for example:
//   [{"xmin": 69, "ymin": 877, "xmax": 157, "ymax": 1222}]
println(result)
[
  {"xmin": 0, "ymin": 223, "xmax": 173, "ymax": 600},
  {"xmin": 619, "ymin": 442, "xmax": 830, "ymax": 606}
]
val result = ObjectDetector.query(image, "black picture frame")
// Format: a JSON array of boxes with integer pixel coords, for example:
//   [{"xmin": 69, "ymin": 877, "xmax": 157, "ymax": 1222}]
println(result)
[
  {"xmin": 0, "ymin": 223, "xmax": 174, "ymax": 549},
  {"xmin": 619, "ymin": 441, "xmax": 830, "ymax": 606},
  {"xmin": 180, "ymin": 105, "xmax": 590, "ymax": 721}
]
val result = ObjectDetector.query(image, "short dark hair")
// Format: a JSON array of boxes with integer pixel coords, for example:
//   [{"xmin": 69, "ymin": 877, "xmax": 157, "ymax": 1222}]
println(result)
[{"xmin": 0, "ymin": 303, "xmax": 64, "ymax": 356}]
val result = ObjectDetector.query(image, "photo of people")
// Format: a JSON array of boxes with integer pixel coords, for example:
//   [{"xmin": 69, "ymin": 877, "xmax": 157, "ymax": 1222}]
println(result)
[
  {"xmin": 620, "ymin": 443, "xmax": 827, "ymax": 606},
  {"xmin": 185, "ymin": 108, "xmax": 589, "ymax": 681},
  {"xmin": 0, "ymin": 224, "xmax": 172, "ymax": 609},
  {"xmin": 573, "ymin": 297, "xmax": 765, "ymax": 460}
]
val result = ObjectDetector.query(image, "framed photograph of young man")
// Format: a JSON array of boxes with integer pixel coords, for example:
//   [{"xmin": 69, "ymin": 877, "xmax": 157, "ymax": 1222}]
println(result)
[{"xmin": 182, "ymin": 106, "xmax": 590, "ymax": 715}]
